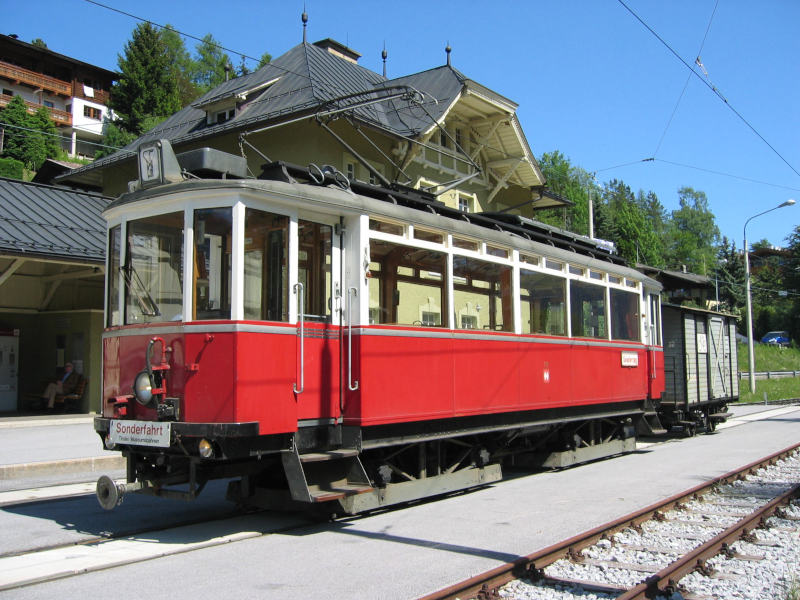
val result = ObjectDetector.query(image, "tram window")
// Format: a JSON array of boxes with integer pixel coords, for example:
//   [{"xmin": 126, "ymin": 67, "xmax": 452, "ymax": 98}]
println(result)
[
  {"xmin": 590, "ymin": 270, "xmax": 604, "ymax": 281},
  {"xmin": 107, "ymin": 225, "xmax": 121, "ymax": 327},
  {"xmin": 545, "ymin": 259, "xmax": 563, "ymax": 271},
  {"xmin": 244, "ymin": 209, "xmax": 288, "ymax": 321},
  {"xmin": 368, "ymin": 239, "xmax": 447, "ymax": 327},
  {"xmin": 124, "ymin": 212, "xmax": 184, "ymax": 324},
  {"xmin": 486, "ymin": 245, "xmax": 509, "ymax": 258},
  {"xmin": 519, "ymin": 270, "xmax": 566, "ymax": 336},
  {"xmin": 298, "ymin": 220, "xmax": 332, "ymax": 322},
  {"xmin": 369, "ymin": 219, "xmax": 404, "ymax": 236},
  {"xmin": 610, "ymin": 289, "xmax": 640, "ymax": 341},
  {"xmin": 413, "ymin": 228, "xmax": 444, "ymax": 244},
  {"xmin": 570, "ymin": 280, "xmax": 606, "ymax": 339},
  {"xmin": 648, "ymin": 293, "xmax": 661, "ymax": 345},
  {"xmin": 520, "ymin": 254, "xmax": 539, "ymax": 267},
  {"xmin": 193, "ymin": 208, "xmax": 232, "ymax": 320},
  {"xmin": 608, "ymin": 275, "xmax": 621, "ymax": 285},
  {"xmin": 569, "ymin": 265, "xmax": 585, "ymax": 276},
  {"xmin": 452, "ymin": 237, "xmax": 479, "ymax": 252},
  {"xmin": 453, "ymin": 256, "xmax": 513, "ymax": 332}
]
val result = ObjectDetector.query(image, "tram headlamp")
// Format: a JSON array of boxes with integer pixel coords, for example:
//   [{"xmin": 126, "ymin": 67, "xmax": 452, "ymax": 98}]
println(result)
[
  {"xmin": 198, "ymin": 438, "xmax": 215, "ymax": 459},
  {"xmin": 133, "ymin": 370, "xmax": 154, "ymax": 406}
]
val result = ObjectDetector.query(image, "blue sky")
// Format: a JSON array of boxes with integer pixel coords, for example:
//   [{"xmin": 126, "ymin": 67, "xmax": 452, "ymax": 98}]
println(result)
[{"xmin": 5, "ymin": 1, "xmax": 799, "ymax": 252}]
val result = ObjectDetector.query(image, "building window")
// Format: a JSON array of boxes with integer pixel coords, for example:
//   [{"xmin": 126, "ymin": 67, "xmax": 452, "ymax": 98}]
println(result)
[
  {"xmin": 439, "ymin": 128, "xmax": 448, "ymax": 148},
  {"xmin": 458, "ymin": 196, "xmax": 471, "ymax": 213},
  {"xmin": 43, "ymin": 100, "xmax": 54, "ymax": 108},
  {"xmin": 83, "ymin": 106, "xmax": 102, "ymax": 120},
  {"xmin": 345, "ymin": 162, "xmax": 355, "ymax": 180},
  {"xmin": 2, "ymin": 88, "xmax": 13, "ymax": 97},
  {"xmin": 455, "ymin": 128, "xmax": 462, "ymax": 148},
  {"xmin": 215, "ymin": 108, "xmax": 235, "ymax": 124}
]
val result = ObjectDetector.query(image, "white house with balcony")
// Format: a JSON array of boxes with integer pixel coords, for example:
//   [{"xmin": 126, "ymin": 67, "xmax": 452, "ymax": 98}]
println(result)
[{"xmin": 0, "ymin": 34, "xmax": 116, "ymax": 159}]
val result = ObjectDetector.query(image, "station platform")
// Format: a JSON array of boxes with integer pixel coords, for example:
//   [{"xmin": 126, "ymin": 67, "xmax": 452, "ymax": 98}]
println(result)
[{"xmin": 0, "ymin": 413, "xmax": 124, "ymax": 491}]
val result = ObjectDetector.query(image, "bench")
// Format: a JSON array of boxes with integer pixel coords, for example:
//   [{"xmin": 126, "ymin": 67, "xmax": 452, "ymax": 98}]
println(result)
[{"xmin": 54, "ymin": 377, "xmax": 87, "ymax": 412}]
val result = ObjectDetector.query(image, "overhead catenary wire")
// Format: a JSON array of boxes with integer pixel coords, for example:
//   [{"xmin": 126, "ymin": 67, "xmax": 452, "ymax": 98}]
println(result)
[
  {"xmin": 617, "ymin": 0, "xmax": 800, "ymax": 180},
  {"xmin": 652, "ymin": 0, "xmax": 719, "ymax": 158},
  {"xmin": 0, "ymin": 120, "xmax": 122, "ymax": 150}
]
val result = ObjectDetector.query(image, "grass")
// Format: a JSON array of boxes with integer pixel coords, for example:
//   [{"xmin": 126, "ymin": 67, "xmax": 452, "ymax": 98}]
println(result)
[{"xmin": 736, "ymin": 343, "xmax": 800, "ymax": 404}]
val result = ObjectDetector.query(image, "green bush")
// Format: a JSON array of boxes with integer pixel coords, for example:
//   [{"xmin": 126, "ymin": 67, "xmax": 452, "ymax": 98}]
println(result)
[{"xmin": 0, "ymin": 156, "xmax": 24, "ymax": 179}]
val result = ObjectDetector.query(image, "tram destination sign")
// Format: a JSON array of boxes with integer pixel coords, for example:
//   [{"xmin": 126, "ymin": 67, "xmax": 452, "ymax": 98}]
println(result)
[{"xmin": 109, "ymin": 419, "xmax": 171, "ymax": 447}]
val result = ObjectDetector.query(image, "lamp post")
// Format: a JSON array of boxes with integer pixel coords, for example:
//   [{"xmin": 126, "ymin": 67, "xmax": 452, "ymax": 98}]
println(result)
[{"xmin": 744, "ymin": 198, "xmax": 796, "ymax": 394}]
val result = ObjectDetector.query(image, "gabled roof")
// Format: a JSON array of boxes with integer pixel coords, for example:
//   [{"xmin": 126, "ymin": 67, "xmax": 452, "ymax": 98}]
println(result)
[
  {"xmin": 0, "ymin": 178, "xmax": 109, "ymax": 262},
  {"xmin": 61, "ymin": 39, "xmax": 544, "ymax": 194}
]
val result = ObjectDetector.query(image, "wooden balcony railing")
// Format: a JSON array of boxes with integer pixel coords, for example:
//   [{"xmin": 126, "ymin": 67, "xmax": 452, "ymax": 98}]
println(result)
[
  {"xmin": 0, "ymin": 94, "xmax": 72, "ymax": 126},
  {"xmin": 0, "ymin": 60, "xmax": 71, "ymax": 96}
]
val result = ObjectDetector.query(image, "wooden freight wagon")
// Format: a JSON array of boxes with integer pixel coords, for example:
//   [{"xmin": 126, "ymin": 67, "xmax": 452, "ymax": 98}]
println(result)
[{"xmin": 659, "ymin": 304, "xmax": 738, "ymax": 435}]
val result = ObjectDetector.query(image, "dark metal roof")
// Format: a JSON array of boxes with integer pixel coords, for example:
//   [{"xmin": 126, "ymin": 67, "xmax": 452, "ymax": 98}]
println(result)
[
  {"xmin": 61, "ymin": 43, "xmax": 479, "ymax": 182},
  {"xmin": 0, "ymin": 178, "xmax": 110, "ymax": 262}
]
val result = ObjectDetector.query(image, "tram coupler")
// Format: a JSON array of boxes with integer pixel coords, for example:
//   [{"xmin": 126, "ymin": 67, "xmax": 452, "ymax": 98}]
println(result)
[{"xmin": 96, "ymin": 474, "xmax": 147, "ymax": 510}]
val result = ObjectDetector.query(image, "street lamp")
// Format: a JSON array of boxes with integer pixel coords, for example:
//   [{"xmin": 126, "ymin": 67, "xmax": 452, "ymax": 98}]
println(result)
[{"xmin": 744, "ymin": 198, "xmax": 796, "ymax": 394}]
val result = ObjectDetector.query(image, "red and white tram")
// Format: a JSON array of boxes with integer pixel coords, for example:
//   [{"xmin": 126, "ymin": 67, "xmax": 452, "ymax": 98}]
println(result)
[{"xmin": 95, "ymin": 140, "xmax": 665, "ymax": 513}]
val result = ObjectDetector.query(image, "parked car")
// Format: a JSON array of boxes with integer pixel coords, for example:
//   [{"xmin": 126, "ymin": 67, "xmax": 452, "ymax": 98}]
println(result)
[{"xmin": 760, "ymin": 330, "xmax": 791, "ymax": 346}]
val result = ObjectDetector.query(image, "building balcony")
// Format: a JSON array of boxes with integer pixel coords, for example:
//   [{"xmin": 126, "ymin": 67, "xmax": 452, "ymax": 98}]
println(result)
[
  {"xmin": 0, "ymin": 60, "xmax": 71, "ymax": 96},
  {"xmin": 0, "ymin": 93, "xmax": 72, "ymax": 126}
]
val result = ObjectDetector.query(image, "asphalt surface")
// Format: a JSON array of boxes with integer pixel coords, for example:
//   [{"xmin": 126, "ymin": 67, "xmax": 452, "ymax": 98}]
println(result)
[{"xmin": 1, "ymin": 402, "xmax": 798, "ymax": 599}]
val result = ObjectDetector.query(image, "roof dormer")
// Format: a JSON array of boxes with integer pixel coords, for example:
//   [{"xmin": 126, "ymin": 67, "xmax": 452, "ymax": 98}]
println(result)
[{"xmin": 193, "ymin": 77, "xmax": 280, "ymax": 125}]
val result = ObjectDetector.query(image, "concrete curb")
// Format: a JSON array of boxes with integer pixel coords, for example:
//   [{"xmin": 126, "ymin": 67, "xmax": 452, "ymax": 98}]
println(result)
[{"xmin": 0, "ymin": 455, "xmax": 125, "ymax": 481}]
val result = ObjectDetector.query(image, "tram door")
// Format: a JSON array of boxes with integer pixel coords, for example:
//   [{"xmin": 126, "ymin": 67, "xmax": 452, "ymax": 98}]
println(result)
[{"xmin": 293, "ymin": 218, "xmax": 341, "ymax": 422}]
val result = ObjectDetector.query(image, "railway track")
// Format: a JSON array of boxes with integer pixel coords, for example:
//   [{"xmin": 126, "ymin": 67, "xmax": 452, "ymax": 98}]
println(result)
[{"xmin": 421, "ymin": 443, "xmax": 800, "ymax": 600}]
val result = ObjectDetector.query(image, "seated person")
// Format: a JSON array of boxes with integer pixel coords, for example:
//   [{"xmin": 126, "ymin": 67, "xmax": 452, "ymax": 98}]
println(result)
[{"xmin": 41, "ymin": 362, "xmax": 80, "ymax": 410}]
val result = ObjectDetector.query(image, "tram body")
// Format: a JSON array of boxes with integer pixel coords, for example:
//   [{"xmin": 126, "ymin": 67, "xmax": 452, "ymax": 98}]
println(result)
[{"xmin": 95, "ymin": 141, "xmax": 665, "ymax": 513}]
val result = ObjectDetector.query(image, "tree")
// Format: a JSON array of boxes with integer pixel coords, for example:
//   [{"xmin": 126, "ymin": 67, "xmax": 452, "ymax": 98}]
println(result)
[
  {"xmin": 192, "ymin": 34, "xmax": 232, "ymax": 94},
  {"xmin": 94, "ymin": 121, "xmax": 136, "ymax": 159},
  {"xmin": 161, "ymin": 25, "xmax": 201, "ymax": 106},
  {"xmin": 31, "ymin": 105, "xmax": 60, "ymax": 159},
  {"xmin": 665, "ymin": 187, "xmax": 720, "ymax": 274},
  {"xmin": 783, "ymin": 226, "xmax": 800, "ymax": 343},
  {"xmin": 600, "ymin": 180, "xmax": 662, "ymax": 266},
  {"xmin": 31, "ymin": 38, "xmax": 47, "ymax": 49},
  {"xmin": 257, "ymin": 51, "xmax": 272, "ymax": 70},
  {"xmin": 110, "ymin": 22, "xmax": 181, "ymax": 135},
  {"xmin": 715, "ymin": 237, "xmax": 744, "ymax": 313},
  {"xmin": 536, "ymin": 150, "xmax": 595, "ymax": 236},
  {"xmin": 0, "ymin": 95, "xmax": 47, "ymax": 170}
]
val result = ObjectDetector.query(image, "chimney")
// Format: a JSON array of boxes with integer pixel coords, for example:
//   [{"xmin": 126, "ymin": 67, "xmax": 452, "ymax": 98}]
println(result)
[{"xmin": 313, "ymin": 38, "xmax": 361, "ymax": 64}]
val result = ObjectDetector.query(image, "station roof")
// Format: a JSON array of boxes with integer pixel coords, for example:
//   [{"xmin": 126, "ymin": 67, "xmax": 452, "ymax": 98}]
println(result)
[
  {"xmin": 59, "ymin": 39, "xmax": 547, "ymax": 199},
  {"xmin": 0, "ymin": 177, "xmax": 109, "ymax": 263}
]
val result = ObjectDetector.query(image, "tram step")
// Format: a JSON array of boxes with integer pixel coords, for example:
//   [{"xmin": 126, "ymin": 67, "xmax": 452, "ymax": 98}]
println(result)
[
  {"xmin": 709, "ymin": 411, "xmax": 731, "ymax": 422},
  {"xmin": 282, "ymin": 444, "xmax": 372, "ymax": 504},
  {"xmin": 309, "ymin": 484, "xmax": 375, "ymax": 502},
  {"xmin": 299, "ymin": 449, "xmax": 360, "ymax": 463}
]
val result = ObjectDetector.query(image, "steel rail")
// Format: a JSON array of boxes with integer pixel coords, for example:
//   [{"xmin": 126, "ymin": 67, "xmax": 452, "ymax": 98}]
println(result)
[
  {"xmin": 418, "ymin": 441, "xmax": 800, "ymax": 600},
  {"xmin": 619, "ymin": 482, "xmax": 800, "ymax": 599}
]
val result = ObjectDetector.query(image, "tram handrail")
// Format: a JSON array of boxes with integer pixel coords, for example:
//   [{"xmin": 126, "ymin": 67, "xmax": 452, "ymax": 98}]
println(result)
[
  {"xmin": 347, "ymin": 286, "xmax": 359, "ymax": 391},
  {"xmin": 293, "ymin": 283, "xmax": 304, "ymax": 394}
]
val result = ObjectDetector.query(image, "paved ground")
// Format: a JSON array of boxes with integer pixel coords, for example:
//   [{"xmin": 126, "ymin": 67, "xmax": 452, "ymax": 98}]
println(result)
[
  {"xmin": 2, "ymin": 402, "xmax": 798, "ymax": 600},
  {"xmin": 0, "ymin": 414, "xmax": 124, "ymax": 491}
]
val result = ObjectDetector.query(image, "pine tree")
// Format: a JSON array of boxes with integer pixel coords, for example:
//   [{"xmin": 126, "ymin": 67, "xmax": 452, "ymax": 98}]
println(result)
[
  {"xmin": 192, "ymin": 34, "xmax": 232, "ymax": 94},
  {"xmin": 110, "ymin": 22, "xmax": 181, "ymax": 135}
]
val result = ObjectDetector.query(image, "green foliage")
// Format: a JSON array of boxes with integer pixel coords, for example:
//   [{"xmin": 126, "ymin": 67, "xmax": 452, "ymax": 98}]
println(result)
[
  {"xmin": 31, "ymin": 38, "xmax": 47, "ymax": 49},
  {"xmin": 535, "ymin": 150, "xmax": 594, "ymax": 235},
  {"xmin": 0, "ymin": 95, "xmax": 60, "ymax": 170},
  {"xmin": 0, "ymin": 156, "xmax": 24, "ymax": 179},
  {"xmin": 94, "ymin": 121, "xmax": 137, "ymax": 159},
  {"xmin": 192, "ymin": 34, "xmax": 232, "ymax": 94},
  {"xmin": 665, "ymin": 187, "xmax": 720, "ymax": 274},
  {"xmin": 110, "ymin": 22, "xmax": 182, "ymax": 135},
  {"xmin": 716, "ymin": 236, "xmax": 744, "ymax": 313},
  {"xmin": 161, "ymin": 25, "xmax": 201, "ymax": 106},
  {"xmin": 257, "ymin": 52, "xmax": 272, "ymax": 70}
]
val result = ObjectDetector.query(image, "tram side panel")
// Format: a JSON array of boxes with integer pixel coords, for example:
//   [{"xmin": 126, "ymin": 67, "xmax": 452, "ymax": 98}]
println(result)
[{"xmin": 347, "ymin": 331, "xmax": 652, "ymax": 426}]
